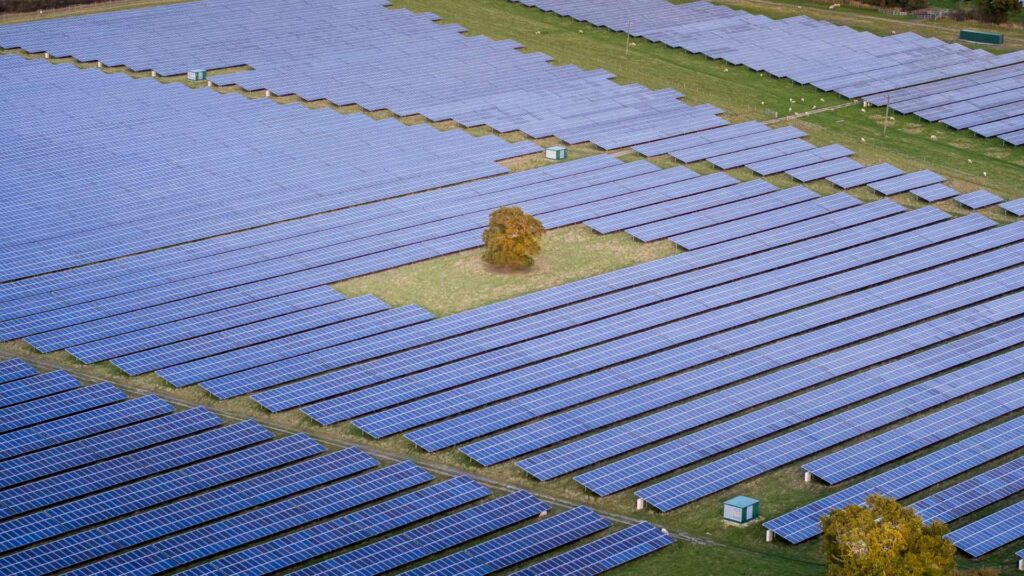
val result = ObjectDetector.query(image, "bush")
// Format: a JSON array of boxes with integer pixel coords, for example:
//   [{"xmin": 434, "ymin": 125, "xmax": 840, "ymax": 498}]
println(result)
[
  {"xmin": 975, "ymin": 0, "xmax": 1021, "ymax": 22},
  {"xmin": 0, "ymin": 0, "xmax": 111, "ymax": 13},
  {"xmin": 481, "ymin": 206, "xmax": 545, "ymax": 270}
]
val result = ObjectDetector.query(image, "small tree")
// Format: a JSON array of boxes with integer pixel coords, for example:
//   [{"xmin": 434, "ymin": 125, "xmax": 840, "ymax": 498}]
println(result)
[
  {"xmin": 482, "ymin": 206, "xmax": 545, "ymax": 270},
  {"xmin": 822, "ymin": 494, "xmax": 956, "ymax": 576}
]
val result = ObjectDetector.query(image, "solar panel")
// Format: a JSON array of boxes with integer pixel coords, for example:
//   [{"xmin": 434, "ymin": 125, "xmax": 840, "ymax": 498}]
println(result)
[
  {"xmin": 0, "ymin": 359, "xmax": 36, "ymax": 384},
  {"xmin": 0, "ymin": 382, "xmax": 127, "ymax": 433},
  {"xmin": 400, "ymin": 506, "xmax": 610, "ymax": 576},
  {"xmin": 956, "ymin": 189, "xmax": 1004, "ymax": 209},
  {"xmin": 763, "ymin": 415, "xmax": 1024, "ymax": 544},
  {"xmin": 912, "ymin": 454, "xmax": 1024, "ymax": 525},
  {"xmin": 867, "ymin": 170, "xmax": 945, "ymax": 196},
  {"xmin": 0, "ymin": 56, "xmax": 539, "ymax": 282},
  {"xmin": 72, "ymin": 451, "xmax": 411, "ymax": 576},
  {"xmin": 509, "ymin": 522, "xmax": 673, "ymax": 576},
  {"xmin": 0, "ymin": 395, "xmax": 173, "ymax": 461},
  {"xmin": 183, "ymin": 476, "xmax": 491, "ymax": 576},
  {"xmin": 827, "ymin": 163, "xmax": 904, "ymax": 189},
  {"xmin": 635, "ymin": 342, "xmax": 1024, "ymax": 511},
  {"xmin": 292, "ymin": 490, "xmax": 548, "ymax": 576},
  {"xmin": 804, "ymin": 366, "xmax": 1024, "ymax": 485},
  {"xmin": 785, "ymin": 157, "xmax": 863, "ymax": 182},
  {"xmin": 0, "ymin": 433, "xmax": 325, "ymax": 554},
  {"xmin": 1, "ymin": 442, "xmax": 376, "ymax": 575},
  {"xmin": 309, "ymin": 204, "xmax": 977, "ymax": 430},
  {"xmin": 1001, "ymin": 198, "xmax": 1024, "ymax": 217},
  {"xmin": 948, "ymin": 500, "xmax": 1024, "ymax": 557},
  {"xmin": 910, "ymin": 183, "xmax": 960, "ymax": 202},
  {"xmin": 0, "ymin": 406, "xmax": 224, "ymax": 490},
  {"xmin": 510, "ymin": 225, "xmax": 1020, "ymax": 485},
  {"xmin": 746, "ymin": 144, "xmax": 854, "ymax": 176},
  {"xmin": 0, "ymin": 370, "xmax": 79, "ymax": 408}
]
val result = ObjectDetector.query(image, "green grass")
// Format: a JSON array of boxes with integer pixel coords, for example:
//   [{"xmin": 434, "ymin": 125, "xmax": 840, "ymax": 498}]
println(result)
[
  {"xmin": 393, "ymin": 0, "xmax": 1024, "ymax": 201},
  {"xmin": 336, "ymin": 225, "xmax": 681, "ymax": 317}
]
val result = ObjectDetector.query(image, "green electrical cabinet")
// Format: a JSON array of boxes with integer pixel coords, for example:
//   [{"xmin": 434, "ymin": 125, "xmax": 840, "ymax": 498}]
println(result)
[
  {"xmin": 723, "ymin": 496, "xmax": 760, "ymax": 524},
  {"xmin": 960, "ymin": 30, "xmax": 1003, "ymax": 45}
]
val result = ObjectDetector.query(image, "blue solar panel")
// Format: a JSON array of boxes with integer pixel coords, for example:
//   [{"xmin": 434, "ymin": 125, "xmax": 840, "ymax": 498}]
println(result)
[
  {"xmin": 64, "ymin": 286, "xmax": 346, "ymax": 361},
  {"xmin": 0, "ymin": 370, "xmax": 79, "ymax": 408},
  {"xmin": 0, "ymin": 395, "xmax": 173, "ymax": 461},
  {"xmin": 948, "ymin": 500, "xmax": 1024, "ymax": 557},
  {"xmin": 490, "ymin": 221, "xmax": 1017, "ymax": 477},
  {"xmin": 804, "ymin": 362, "xmax": 1024, "ymax": 484},
  {"xmin": 956, "ymin": 189, "xmax": 1004, "ymax": 209},
  {"xmin": 867, "ymin": 170, "xmax": 945, "ymax": 196},
  {"xmin": 0, "ymin": 359, "xmax": 36, "ymax": 384},
  {"xmin": 764, "ymin": 415, "xmax": 1024, "ymax": 544},
  {"xmin": 0, "ymin": 382, "xmax": 127, "ymax": 433},
  {"xmin": 827, "ymin": 164, "xmax": 904, "ymax": 189},
  {"xmin": 785, "ymin": 157, "xmax": 863, "ymax": 183},
  {"xmin": 563, "ymin": 255, "xmax": 1024, "ymax": 494},
  {"xmin": 2, "ymin": 442, "xmax": 376, "ymax": 575},
  {"xmin": 1001, "ymin": 198, "xmax": 1024, "ymax": 217},
  {"xmin": 0, "ymin": 433, "xmax": 325, "ymax": 554},
  {"xmin": 910, "ymin": 183, "xmax": 960, "ymax": 203},
  {"xmin": 71, "ymin": 450, "xmax": 405, "ymax": 576},
  {"xmin": 404, "ymin": 206, "xmax": 929, "ymax": 453},
  {"xmin": 635, "ymin": 341, "xmax": 1024, "ymax": 511},
  {"xmin": 111, "ymin": 295, "xmax": 389, "ymax": 375},
  {"xmin": 510, "ymin": 522, "xmax": 673, "ymax": 576},
  {"xmin": 292, "ymin": 490, "xmax": 549, "ymax": 576},
  {"xmin": 912, "ymin": 454, "xmax": 1024, "ymax": 525},
  {"xmin": 400, "ymin": 506, "xmax": 610, "ymax": 576},
  {"xmin": 183, "ymin": 476, "xmax": 491, "ymax": 576},
  {"xmin": 0, "ymin": 406, "xmax": 223, "ymax": 490}
]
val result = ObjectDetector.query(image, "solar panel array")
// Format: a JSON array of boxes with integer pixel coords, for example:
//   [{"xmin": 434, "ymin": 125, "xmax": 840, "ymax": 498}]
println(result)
[
  {"xmin": 0, "ymin": 56, "xmax": 536, "ymax": 281},
  {"xmin": 0, "ymin": 0, "xmax": 726, "ymax": 150},
  {"xmin": 0, "ymin": 360, "xmax": 671, "ymax": 574},
  {"xmin": 514, "ymin": 0, "xmax": 1024, "ymax": 144},
  {"xmin": 764, "ymin": 416, "xmax": 1024, "ymax": 543},
  {"xmin": 865, "ymin": 63, "xmax": 1024, "ymax": 144}
]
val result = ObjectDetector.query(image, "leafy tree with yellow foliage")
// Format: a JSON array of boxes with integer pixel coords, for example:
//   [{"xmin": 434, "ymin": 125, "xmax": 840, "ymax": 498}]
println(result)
[
  {"xmin": 822, "ymin": 494, "xmax": 956, "ymax": 576},
  {"xmin": 482, "ymin": 207, "xmax": 545, "ymax": 270}
]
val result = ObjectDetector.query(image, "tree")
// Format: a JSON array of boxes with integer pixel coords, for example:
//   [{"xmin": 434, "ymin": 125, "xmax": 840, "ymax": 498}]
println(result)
[
  {"xmin": 821, "ymin": 494, "xmax": 956, "ymax": 576},
  {"xmin": 482, "ymin": 207, "xmax": 545, "ymax": 270},
  {"xmin": 975, "ymin": 0, "xmax": 1020, "ymax": 23}
]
